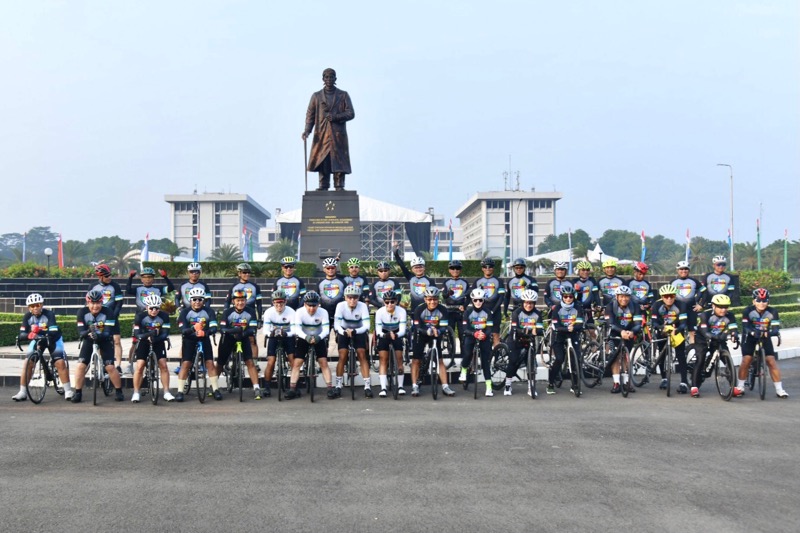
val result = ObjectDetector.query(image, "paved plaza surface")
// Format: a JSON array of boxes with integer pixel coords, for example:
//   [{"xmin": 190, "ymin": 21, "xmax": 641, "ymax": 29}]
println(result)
[{"xmin": 2, "ymin": 358, "xmax": 799, "ymax": 533}]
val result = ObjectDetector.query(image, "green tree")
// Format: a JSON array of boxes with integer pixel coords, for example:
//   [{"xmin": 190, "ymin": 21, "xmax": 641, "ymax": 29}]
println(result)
[
  {"xmin": 267, "ymin": 238, "xmax": 298, "ymax": 261},
  {"xmin": 106, "ymin": 240, "xmax": 140, "ymax": 275},
  {"xmin": 85, "ymin": 236, "xmax": 137, "ymax": 263},
  {"xmin": 62, "ymin": 240, "xmax": 89, "ymax": 267},
  {"xmin": 536, "ymin": 229, "xmax": 592, "ymax": 254},
  {"xmin": 597, "ymin": 229, "xmax": 640, "ymax": 260},
  {"xmin": 207, "ymin": 243, "xmax": 242, "ymax": 262}
]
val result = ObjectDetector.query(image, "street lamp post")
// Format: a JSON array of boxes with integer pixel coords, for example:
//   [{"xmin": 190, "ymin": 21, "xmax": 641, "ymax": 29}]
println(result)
[
  {"xmin": 717, "ymin": 163, "xmax": 734, "ymax": 271},
  {"xmin": 44, "ymin": 247, "xmax": 53, "ymax": 276}
]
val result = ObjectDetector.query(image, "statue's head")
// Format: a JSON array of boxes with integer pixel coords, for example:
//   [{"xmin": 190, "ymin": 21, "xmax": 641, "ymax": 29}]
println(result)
[{"xmin": 322, "ymin": 68, "xmax": 337, "ymax": 88}]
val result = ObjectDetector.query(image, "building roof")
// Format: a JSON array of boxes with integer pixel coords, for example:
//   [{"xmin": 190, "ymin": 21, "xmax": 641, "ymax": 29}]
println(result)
[
  {"xmin": 455, "ymin": 190, "xmax": 564, "ymax": 218},
  {"xmin": 165, "ymin": 193, "xmax": 271, "ymax": 219},
  {"xmin": 525, "ymin": 243, "xmax": 619, "ymax": 264},
  {"xmin": 276, "ymin": 195, "xmax": 431, "ymax": 224}
]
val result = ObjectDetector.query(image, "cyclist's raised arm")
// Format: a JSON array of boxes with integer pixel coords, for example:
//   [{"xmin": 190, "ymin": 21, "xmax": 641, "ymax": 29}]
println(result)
[{"xmin": 393, "ymin": 248, "xmax": 412, "ymax": 281}]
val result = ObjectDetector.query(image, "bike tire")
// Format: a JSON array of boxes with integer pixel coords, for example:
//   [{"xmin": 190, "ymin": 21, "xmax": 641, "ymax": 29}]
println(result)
[
  {"xmin": 238, "ymin": 353, "xmax": 244, "ymax": 402},
  {"xmin": 349, "ymin": 347, "xmax": 356, "ymax": 401},
  {"xmin": 526, "ymin": 344, "xmax": 537, "ymax": 400},
  {"xmin": 369, "ymin": 335, "xmax": 380, "ymax": 373},
  {"xmin": 620, "ymin": 345, "xmax": 630, "ymax": 398},
  {"xmin": 195, "ymin": 353, "xmax": 207, "ymax": 403},
  {"xmin": 307, "ymin": 348, "xmax": 315, "ymax": 403},
  {"xmin": 92, "ymin": 353, "xmax": 100, "ymax": 406},
  {"xmin": 149, "ymin": 354, "xmax": 159, "ymax": 405},
  {"xmin": 472, "ymin": 346, "xmax": 479, "ymax": 400},
  {"xmin": 103, "ymin": 366, "xmax": 113, "ymax": 396},
  {"xmin": 390, "ymin": 351, "xmax": 399, "ymax": 400},
  {"xmin": 568, "ymin": 343, "xmax": 581, "ymax": 398},
  {"xmin": 440, "ymin": 326, "xmax": 457, "ymax": 369},
  {"xmin": 665, "ymin": 344, "xmax": 673, "ymax": 398},
  {"xmin": 490, "ymin": 342, "xmax": 511, "ymax": 391},
  {"xmin": 25, "ymin": 352, "xmax": 47, "ymax": 404},
  {"xmin": 277, "ymin": 348, "xmax": 285, "ymax": 402},
  {"xmin": 714, "ymin": 352, "xmax": 735, "ymax": 401},
  {"xmin": 758, "ymin": 346, "xmax": 766, "ymax": 401},
  {"xmin": 430, "ymin": 348, "xmax": 439, "ymax": 400},
  {"xmin": 630, "ymin": 343, "xmax": 651, "ymax": 387},
  {"xmin": 580, "ymin": 341, "xmax": 602, "ymax": 388}
]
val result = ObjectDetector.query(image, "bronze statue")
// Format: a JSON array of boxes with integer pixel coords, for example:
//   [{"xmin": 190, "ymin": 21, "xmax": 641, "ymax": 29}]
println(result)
[{"xmin": 302, "ymin": 68, "xmax": 355, "ymax": 191}]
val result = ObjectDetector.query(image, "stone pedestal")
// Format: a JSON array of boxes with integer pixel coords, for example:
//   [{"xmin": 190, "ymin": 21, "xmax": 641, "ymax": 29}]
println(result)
[{"xmin": 299, "ymin": 190, "xmax": 361, "ymax": 264}]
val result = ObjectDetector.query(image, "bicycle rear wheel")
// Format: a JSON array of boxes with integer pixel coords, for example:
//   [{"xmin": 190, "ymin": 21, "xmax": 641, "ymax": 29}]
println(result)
[
  {"xmin": 664, "ymin": 344, "xmax": 673, "ymax": 397},
  {"xmin": 490, "ymin": 343, "xmax": 510, "ymax": 390},
  {"xmin": 277, "ymin": 348, "xmax": 286, "ymax": 402},
  {"xmin": 25, "ymin": 353, "xmax": 47, "ymax": 404},
  {"xmin": 238, "ymin": 353, "xmax": 244, "ymax": 402},
  {"xmin": 430, "ymin": 349, "xmax": 439, "ymax": 400},
  {"xmin": 630, "ymin": 343, "xmax": 651, "ymax": 387},
  {"xmin": 92, "ymin": 354, "xmax": 100, "ymax": 405},
  {"xmin": 620, "ymin": 345, "xmax": 631, "ymax": 398},
  {"xmin": 390, "ymin": 352, "xmax": 399, "ymax": 400},
  {"xmin": 758, "ymin": 347, "xmax": 766, "ymax": 401},
  {"xmin": 369, "ymin": 334, "xmax": 380, "ymax": 373},
  {"xmin": 149, "ymin": 354, "xmax": 159, "ymax": 405},
  {"xmin": 526, "ymin": 344, "xmax": 537, "ymax": 400},
  {"xmin": 440, "ymin": 326, "xmax": 457, "ymax": 369},
  {"xmin": 715, "ymin": 352, "xmax": 735, "ymax": 401},
  {"xmin": 307, "ymin": 349, "xmax": 316, "ymax": 403},
  {"xmin": 568, "ymin": 343, "xmax": 581, "ymax": 398},
  {"xmin": 580, "ymin": 341, "xmax": 602, "ymax": 388},
  {"xmin": 349, "ymin": 347, "xmax": 356, "ymax": 401},
  {"xmin": 194, "ymin": 353, "xmax": 207, "ymax": 403},
  {"xmin": 471, "ymin": 347, "xmax": 479, "ymax": 400}
]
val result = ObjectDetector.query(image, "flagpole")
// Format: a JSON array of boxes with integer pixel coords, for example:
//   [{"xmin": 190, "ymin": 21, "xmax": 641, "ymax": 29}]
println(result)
[
  {"xmin": 784, "ymin": 229, "xmax": 789, "ymax": 272},
  {"xmin": 756, "ymin": 218, "xmax": 762, "ymax": 271}
]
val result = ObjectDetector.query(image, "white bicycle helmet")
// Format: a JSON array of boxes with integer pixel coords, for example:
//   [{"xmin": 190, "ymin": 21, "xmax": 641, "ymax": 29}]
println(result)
[
  {"xmin": 553, "ymin": 261, "xmax": 568, "ymax": 270},
  {"xmin": 521, "ymin": 289, "xmax": 538, "ymax": 302},
  {"xmin": 712, "ymin": 255, "xmax": 727, "ymax": 265},
  {"xmin": 143, "ymin": 294, "xmax": 163, "ymax": 308},
  {"xmin": 470, "ymin": 288, "xmax": 485, "ymax": 300},
  {"xmin": 322, "ymin": 257, "xmax": 338, "ymax": 268},
  {"xmin": 344, "ymin": 285, "xmax": 362, "ymax": 297},
  {"xmin": 615, "ymin": 286, "xmax": 632, "ymax": 296},
  {"xmin": 187, "ymin": 262, "xmax": 202, "ymax": 272},
  {"xmin": 423, "ymin": 287, "xmax": 439, "ymax": 298},
  {"xmin": 26, "ymin": 293, "xmax": 44, "ymax": 306},
  {"xmin": 676, "ymin": 260, "xmax": 689, "ymax": 270},
  {"xmin": 187, "ymin": 287, "xmax": 207, "ymax": 299},
  {"xmin": 410, "ymin": 256, "xmax": 426, "ymax": 267}
]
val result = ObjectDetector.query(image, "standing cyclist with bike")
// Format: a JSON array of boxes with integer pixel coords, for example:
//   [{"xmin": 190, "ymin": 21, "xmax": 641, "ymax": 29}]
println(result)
[
  {"xmin": 178, "ymin": 263, "xmax": 212, "ymax": 311},
  {"xmin": 131, "ymin": 294, "xmax": 174, "ymax": 403},
  {"xmin": 692, "ymin": 294, "xmax": 738, "ymax": 398},
  {"xmin": 411, "ymin": 288, "xmax": 455, "ymax": 397},
  {"xmin": 175, "ymin": 288, "xmax": 222, "ymax": 402},
  {"xmin": 264, "ymin": 289, "xmax": 296, "ymax": 398},
  {"xmin": 274, "ymin": 257, "xmax": 306, "ymax": 310},
  {"xmin": 224, "ymin": 263, "xmax": 264, "ymax": 362},
  {"xmin": 671, "ymin": 260, "xmax": 703, "ymax": 345},
  {"xmin": 333, "ymin": 286, "xmax": 373, "ymax": 398},
  {"xmin": 374, "ymin": 290, "xmax": 408, "ymax": 397},
  {"xmin": 504, "ymin": 258, "xmax": 538, "ymax": 321},
  {"xmin": 573, "ymin": 260, "xmax": 600, "ymax": 332},
  {"xmin": 546, "ymin": 285, "xmax": 584, "ymax": 395},
  {"xmin": 292, "ymin": 291, "xmax": 336, "ymax": 399},
  {"xmin": 89, "ymin": 264, "xmax": 125, "ymax": 376},
  {"xmin": 650, "ymin": 284, "xmax": 689, "ymax": 394},
  {"xmin": 543, "ymin": 261, "xmax": 573, "ymax": 308},
  {"xmin": 72, "ymin": 290, "xmax": 124, "ymax": 403},
  {"xmin": 13, "ymin": 293, "xmax": 73, "ymax": 402},
  {"xmin": 442, "ymin": 259, "xmax": 469, "ymax": 357},
  {"xmin": 218, "ymin": 290, "xmax": 263, "ymax": 400},
  {"xmin": 701, "ymin": 256, "xmax": 736, "ymax": 310},
  {"xmin": 458, "ymin": 288, "xmax": 495, "ymax": 396},
  {"xmin": 597, "ymin": 259, "xmax": 624, "ymax": 307},
  {"xmin": 471, "ymin": 257, "xmax": 505, "ymax": 347},
  {"xmin": 504, "ymin": 289, "xmax": 543, "ymax": 397},
  {"xmin": 605, "ymin": 285, "xmax": 642, "ymax": 394},
  {"xmin": 369, "ymin": 261, "xmax": 399, "ymax": 310},
  {"xmin": 735, "ymin": 288, "xmax": 787, "ymax": 399}
]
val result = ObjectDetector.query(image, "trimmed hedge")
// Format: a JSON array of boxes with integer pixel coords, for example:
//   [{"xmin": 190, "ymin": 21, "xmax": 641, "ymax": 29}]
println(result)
[
  {"xmin": 0, "ymin": 314, "xmax": 137, "ymax": 346},
  {"xmin": 0, "ymin": 263, "xmax": 95, "ymax": 278},
  {"xmin": 738, "ymin": 270, "xmax": 792, "ymax": 294}
]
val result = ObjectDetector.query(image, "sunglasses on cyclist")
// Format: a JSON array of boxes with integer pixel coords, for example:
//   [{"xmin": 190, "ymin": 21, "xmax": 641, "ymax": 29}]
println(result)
[
  {"xmin": 755, "ymin": 298, "xmax": 769, "ymax": 303},
  {"xmin": 472, "ymin": 298, "xmax": 484, "ymax": 302},
  {"xmin": 561, "ymin": 294, "xmax": 574, "ymax": 299},
  {"xmin": 384, "ymin": 299, "xmax": 397, "ymax": 304},
  {"xmin": 190, "ymin": 297, "xmax": 204, "ymax": 302},
  {"xmin": 662, "ymin": 295, "xmax": 676, "ymax": 299},
  {"xmin": 148, "ymin": 306, "xmax": 161, "ymax": 311},
  {"xmin": 377, "ymin": 269, "xmax": 389, "ymax": 273},
  {"xmin": 345, "ymin": 295, "xmax": 359, "ymax": 299},
  {"xmin": 306, "ymin": 302, "xmax": 319, "ymax": 307}
]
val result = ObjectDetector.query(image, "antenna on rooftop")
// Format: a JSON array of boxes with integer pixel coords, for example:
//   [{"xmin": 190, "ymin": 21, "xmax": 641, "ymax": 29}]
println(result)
[{"xmin": 503, "ymin": 154, "xmax": 520, "ymax": 191}]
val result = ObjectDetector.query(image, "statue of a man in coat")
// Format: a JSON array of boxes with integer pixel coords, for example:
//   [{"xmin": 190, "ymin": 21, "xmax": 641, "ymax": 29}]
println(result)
[{"xmin": 302, "ymin": 68, "xmax": 355, "ymax": 191}]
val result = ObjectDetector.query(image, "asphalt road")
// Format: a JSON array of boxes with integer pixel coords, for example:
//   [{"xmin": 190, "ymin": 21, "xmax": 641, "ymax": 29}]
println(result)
[{"xmin": 2, "ymin": 360, "xmax": 800, "ymax": 533}]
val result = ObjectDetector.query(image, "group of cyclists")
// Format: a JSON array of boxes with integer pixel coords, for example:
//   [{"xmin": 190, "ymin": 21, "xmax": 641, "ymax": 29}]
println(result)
[{"xmin": 11, "ymin": 252, "xmax": 789, "ymax": 404}]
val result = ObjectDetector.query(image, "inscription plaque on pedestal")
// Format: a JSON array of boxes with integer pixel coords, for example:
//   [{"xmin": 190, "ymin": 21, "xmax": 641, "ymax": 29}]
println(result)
[{"xmin": 299, "ymin": 190, "xmax": 361, "ymax": 264}]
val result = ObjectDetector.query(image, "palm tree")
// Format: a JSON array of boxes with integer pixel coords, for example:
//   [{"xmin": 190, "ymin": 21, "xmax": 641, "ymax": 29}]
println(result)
[
  {"xmin": 267, "ymin": 238, "xmax": 297, "ymax": 261},
  {"xmin": 62, "ymin": 240, "xmax": 88, "ymax": 267},
  {"xmin": 207, "ymin": 243, "xmax": 243, "ymax": 262},
  {"xmin": 107, "ymin": 241, "xmax": 140, "ymax": 275},
  {"xmin": 162, "ymin": 241, "xmax": 189, "ymax": 261}
]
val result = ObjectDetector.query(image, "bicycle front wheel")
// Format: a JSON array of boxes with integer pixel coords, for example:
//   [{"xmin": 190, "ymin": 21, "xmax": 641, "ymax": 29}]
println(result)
[
  {"xmin": 568, "ymin": 343, "xmax": 581, "ymax": 398},
  {"xmin": 349, "ymin": 347, "xmax": 356, "ymax": 401},
  {"xmin": 758, "ymin": 347, "xmax": 766, "ymax": 400},
  {"xmin": 527, "ymin": 344, "xmax": 537, "ymax": 400},
  {"xmin": 580, "ymin": 341, "xmax": 602, "ymax": 388},
  {"xmin": 629, "ymin": 343, "xmax": 651, "ymax": 387},
  {"xmin": 149, "ymin": 354, "xmax": 159, "ymax": 405},
  {"xmin": 25, "ymin": 353, "xmax": 47, "ymax": 404},
  {"xmin": 194, "ymin": 353, "xmax": 207, "ymax": 403},
  {"xmin": 307, "ymin": 349, "xmax": 316, "ymax": 403},
  {"xmin": 277, "ymin": 348, "xmax": 286, "ymax": 402},
  {"xmin": 665, "ymin": 344, "xmax": 673, "ymax": 398},
  {"xmin": 490, "ymin": 343, "xmax": 510, "ymax": 391},
  {"xmin": 369, "ymin": 335, "xmax": 380, "ymax": 373},
  {"xmin": 92, "ymin": 354, "xmax": 100, "ymax": 406},
  {"xmin": 620, "ymin": 345, "xmax": 631, "ymax": 398},
  {"xmin": 715, "ymin": 352, "xmax": 735, "ymax": 401},
  {"xmin": 390, "ymin": 351, "xmax": 399, "ymax": 400},
  {"xmin": 238, "ymin": 353, "xmax": 244, "ymax": 402}
]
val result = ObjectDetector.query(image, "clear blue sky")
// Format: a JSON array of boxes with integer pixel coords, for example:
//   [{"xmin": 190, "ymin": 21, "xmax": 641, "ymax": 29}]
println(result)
[{"xmin": 1, "ymin": 1, "xmax": 797, "ymax": 246}]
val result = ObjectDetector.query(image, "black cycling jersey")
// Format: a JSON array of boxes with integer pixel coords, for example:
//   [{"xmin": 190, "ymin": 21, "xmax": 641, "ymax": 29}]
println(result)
[
  {"xmin": 626, "ymin": 278, "xmax": 653, "ymax": 311},
  {"xmin": 395, "ymin": 257, "xmax": 436, "ymax": 311},
  {"xmin": 741, "ymin": 305, "xmax": 780, "ymax": 337},
  {"xmin": 177, "ymin": 306, "xmax": 218, "ymax": 336},
  {"xmin": 472, "ymin": 276, "xmax": 505, "ymax": 313},
  {"xmin": 126, "ymin": 276, "xmax": 175, "ymax": 312},
  {"xmin": 133, "ymin": 310, "xmax": 171, "ymax": 343},
  {"xmin": 572, "ymin": 276, "xmax": 600, "ymax": 309},
  {"xmin": 701, "ymin": 272, "xmax": 736, "ymax": 307},
  {"xmin": 274, "ymin": 275, "xmax": 306, "ymax": 310},
  {"xmin": 443, "ymin": 278, "xmax": 470, "ymax": 308},
  {"xmin": 462, "ymin": 304, "xmax": 493, "ymax": 335},
  {"xmin": 219, "ymin": 306, "xmax": 258, "ymax": 338},
  {"xmin": 543, "ymin": 277, "xmax": 574, "ymax": 307},
  {"xmin": 343, "ymin": 274, "xmax": 370, "ymax": 303},
  {"xmin": 604, "ymin": 300, "xmax": 642, "ymax": 336},
  {"xmin": 598, "ymin": 276, "xmax": 624, "ymax": 306},
  {"xmin": 225, "ymin": 280, "xmax": 263, "ymax": 320},
  {"xmin": 178, "ymin": 280, "xmax": 213, "ymax": 309},
  {"xmin": 697, "ymin": 310, "xmax": 738, "ymax": 342},
  {"xmin": 504, "ymin": 274, "xmax": 538, "ymax": 313},
  {"xmin": 670, "ymin": 276, "xmax": 703, "ymax": 307},
  {"xmin": 550, "ymin": 301, "xmax": 585, "ymax": 333},
  {"xmin": 370, "ymin": 278, "xmax": 400, "ymax": 308},
  {"xmin": 650, "ymin": 301, "xmax": 686, "ymax": 333},
  {"xmin": 76, "ymin": 305, "xmax": 116, "ymax": 339},
  {"xmin": 88, "ymin": 280, "xmax": 124, "ymax": 317},
  {"xmin": 412, "ymin": 303, "xmax": 449, "ymax": 334},
  {"xmin": 19, "ymin": 309, "xmax": 62, "ymax": 342}
]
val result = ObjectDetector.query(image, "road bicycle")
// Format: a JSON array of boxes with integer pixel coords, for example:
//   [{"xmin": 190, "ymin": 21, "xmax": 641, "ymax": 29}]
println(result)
[
  {"xmin": 415, "ymin": 332, "xmax": 441, "ymax": 400},
  {"xmin": 631, "ymin": 326, "xmax": 682, "ymax": 397},
  {"xmin": 745, "ymin": 332, "xmax": 781, "ymax": 401},
  {"xmin": 78, "ymin": 334, "xmax": 114, "ymax": 406},
  {"xmin": 539, "ymin": 333, "xmax": 582, "ymax": 398},
  {"xmin": 139, "ymin": 336, "xmax": 160, "ymax": 405},
  {"xmin": 304, "ymin": 343, "xmax": 319, "ymax": 403},
  {"xmin": 187, "ymin": 339, "xmax": 209, "ymax": 403},
  {"xmin": 604, "ymin": 336, "xmax": 633, "ymax": 398},
  {"xmin": 695, "ymin": 335, "xmax": 738, "ymax": 401},
  {"xmin": 19, "ymin": 335, "xmax": 68, "ymax": 404},
  {"xmin": 580, "ymin": 321, "xmax": 609, "ymax": 389}
]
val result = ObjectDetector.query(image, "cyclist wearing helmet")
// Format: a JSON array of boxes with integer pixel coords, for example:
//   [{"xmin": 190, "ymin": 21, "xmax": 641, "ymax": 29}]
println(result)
[
  {"xmin": 72, "ymin": 290, "xmax": 124, "ymax": 403},
  {"xmin": 319, "ymin": 256, "xmax": 346, "ymax": 330},
  {"xmin": 736, "ymin": 288, "xmax": 787, "ymax": 398},
  {"xmin": 179, "ymin": 263, "xmax": 212, "ymax": 310},
  {"xmin": 701, "ymin": 256, "xmax": 736, "ymax": 309},
  {"xmin": 459, "ymin": 288, "xmax": 495, "ymax": 396},
  {"xmin": 264, "ymin": 289, "xmax": 297, "ymax": 398},
  {"xmin": 546, "ymin": 285, "xmax": 585, "ymax": 396},
  {"xmin": 605, "ymin": 285, "xmax": 643, "ymax": 394},
  {"xmin": 374, "ymin": 290, "xmax": 408, "ymax": 397},
  {"xmin": 369, "ymin": 261, "xmax": 399, "ymax": 309},
  {"xmin": 650, "ymin": 284, "xmax": 689, "ymax": 394},
  {"xmin": 471, "ymin": 257, "xmax": 506, "ymax": 347},
  {"xmin": 693, "ymin": 294, "xmax": 738, "ymax": 398},
  {"xmin": 504, "ymin": 289, "xmax": 543, "ymax": 397},
  {"xmin": 131, "ymin": 295, "xmax": 174, "ymax": 403},
  {"xmin": 393, "ymin": 248, "xmax": 436, "ymax": 312},
  {"xmin": 443, "ymin": 259, "xmax": 469, "ymax": 355},
  {"xmin": 598, "ymin": 259, "xmax": 624, "ymax": 306},
  {"xmin": 292, "ymin": 292, "xmax": 336, "ymax": 399},
  {"xmin": 89, "ymin": 263, "xmax": 125, "ymax": 375},
  {"xmin": 627, "ymin": 262, "xmax": 653, "ymax": 314},
  {"xmin": 13, "ymin": 294, "xmax": 72, "ymax": 402},
  {"xmin": 225, "ymin": 263, "xmax": 264, "ymax": 360},
  {"xmin": 411, "ymin": 287, "xmax": 456, "ymax": 397},
  {"xmin": 274, "ymin": 257, "xmax": 306, "ymax": 310},
  {"xmin": 333, "ymin": 286, "xmax": 373, "ymax": 398},
  {"xmin": 218, "ymin": 290, "xmax": 263, "ymax": 400},
  {"xmin": 126, "ymin": 267, "xmax": 175, "ymax": 312},
  {"xmin": 176, "ymin": 288, "xmax": 222, "ymax": 402},
  {"xmin": 343, "ymin": 257, "xmax": 370, "ymax": 304},
  {"xmin": 573, "ymin": 260, "xmax": 600, "ymax": 328},
  {"xmin": 504, "ymin": 258, "xmax": 538, "ymax": 318},
  {"xmin": 543, "ymin": 261, "xmax": 574, "ymax": 308},
  {"xmin": 670, "ymin": 261, "xmax": 703, "ymax": 344}
]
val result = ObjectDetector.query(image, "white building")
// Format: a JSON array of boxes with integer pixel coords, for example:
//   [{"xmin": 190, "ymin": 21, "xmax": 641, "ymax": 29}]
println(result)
[
  {"xmin": 455, "ymin": 190, "xmax": 563, "ymax": 261},
  {"xmin": 165, "ymin": 193, "xmax": 271, "ymax": 260}
]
